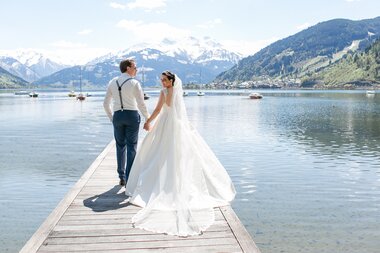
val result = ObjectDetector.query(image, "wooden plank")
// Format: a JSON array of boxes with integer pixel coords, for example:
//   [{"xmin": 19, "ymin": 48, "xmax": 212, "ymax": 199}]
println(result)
[
  {"xmin": 49, "ymin": 226, "xmax": 232, "ymax": 238},
  {"xmin": 38, "ymin": 244, "xmax": 242, "ymax": 253},
  {"xmin": 64, "ymin": 206, "xmax": 225, "ymax": 221},
  {"xmin": 220, "ymin": 205, "xmax": 261, "ymax": 253},
  {"xmin": 53, "ymin": 219, "xmax": 229, "ymax": 231},
  {"xmin": 57, "ymin": 217, "xmax": 225, "ymax": 227},
  {"xmin": 59, "ymin": 210, "xmax": 225, "ymax": 221},
  {"xmin": 44, "ymin": 231, "xmax": 235, "ymax": 244},
  {"xmin": 64, "ymin": 208, "xmax": 141, "ymax": 215},
  {"xmin": 19, "ymin": 141, "xmax": 115, "ymax": 253},
  {"xmin": 38, "ymin": 237, "xmax": 238, "ymax": 251}
]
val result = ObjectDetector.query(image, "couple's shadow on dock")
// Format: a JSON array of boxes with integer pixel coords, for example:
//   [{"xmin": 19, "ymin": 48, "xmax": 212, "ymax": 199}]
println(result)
[{"xmin": 83, "ymin": 185, "xmax": 132, "ymax": 212}]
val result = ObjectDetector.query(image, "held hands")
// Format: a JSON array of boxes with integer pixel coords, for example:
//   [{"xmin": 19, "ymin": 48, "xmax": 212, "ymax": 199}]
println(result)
[{"xmin": 143, "ymin": 122, "xmax": 151, "ymax": 131}]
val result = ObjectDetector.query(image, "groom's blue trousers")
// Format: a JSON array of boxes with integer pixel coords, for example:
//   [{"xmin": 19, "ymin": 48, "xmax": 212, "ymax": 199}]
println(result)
[{"xmin": 112, "ymin": 110, "xmax": 140, "ymax": 182}]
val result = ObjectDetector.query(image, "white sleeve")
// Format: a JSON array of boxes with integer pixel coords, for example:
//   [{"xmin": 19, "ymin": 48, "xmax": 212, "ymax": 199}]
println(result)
[
  {"xmin": 103, "ymin": 82, "xmax": 113, "ymax": 121},
  {"xmin": 134, "ymin": 81, "xmax": 150, "ymax": 120}
]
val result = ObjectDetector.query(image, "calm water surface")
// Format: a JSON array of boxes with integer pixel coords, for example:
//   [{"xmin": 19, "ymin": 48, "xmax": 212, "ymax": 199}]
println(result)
[{"xmin": 0, "ymin": 90, "xmax": 379, "ymax": 253}]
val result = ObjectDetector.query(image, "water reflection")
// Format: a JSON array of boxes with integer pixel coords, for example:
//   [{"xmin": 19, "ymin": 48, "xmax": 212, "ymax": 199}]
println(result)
[
  {"xmin": 261, "ymin": 92, "xmax": 380, "ymax": 155},
  {"xmin": 186, "ymin": 91, "xmax": 380, "ymax": 253}
]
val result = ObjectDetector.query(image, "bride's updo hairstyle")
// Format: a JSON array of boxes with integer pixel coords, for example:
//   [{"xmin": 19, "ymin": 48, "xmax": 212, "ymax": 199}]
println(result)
[{"xmin": 162, "ymin": 71, "xmax": 176, "ymax": 86}]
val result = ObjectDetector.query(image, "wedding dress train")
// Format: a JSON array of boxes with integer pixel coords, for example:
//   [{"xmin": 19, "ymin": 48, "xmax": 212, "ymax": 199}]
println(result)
[{"xmin": 125, "ymin": 75, "xmax": 236, "ymax": 236}]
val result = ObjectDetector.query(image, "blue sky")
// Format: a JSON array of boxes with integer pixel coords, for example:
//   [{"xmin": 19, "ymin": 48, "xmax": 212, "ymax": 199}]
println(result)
[{"xmin": 1, "ymin": 0, "xmax": 379, "ymax": 64}]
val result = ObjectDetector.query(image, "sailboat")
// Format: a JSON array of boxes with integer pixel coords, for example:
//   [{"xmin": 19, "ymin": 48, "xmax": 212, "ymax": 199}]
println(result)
[
  {"xmin": 141, "ymin": 65, "xmax": 150, "ymax": 100},
  {"xmin": 76, "ymin": 66, "xmax": 85, "ymax": 101},
  {"xmin": 197, "ymin": 68, "xmax": 205, "ymax": 96}
]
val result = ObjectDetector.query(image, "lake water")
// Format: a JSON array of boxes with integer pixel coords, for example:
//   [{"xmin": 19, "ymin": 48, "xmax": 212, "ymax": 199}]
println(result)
[{"xmin": 0, "ymin": 90, "xmax": 379, "ymax": 253}]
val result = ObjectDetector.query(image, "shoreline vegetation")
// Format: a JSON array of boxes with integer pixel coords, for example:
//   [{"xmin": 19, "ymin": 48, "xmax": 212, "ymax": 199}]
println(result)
[{"xmin": 2, "ymin": 84, "xmax": 379, "ymax": 92}]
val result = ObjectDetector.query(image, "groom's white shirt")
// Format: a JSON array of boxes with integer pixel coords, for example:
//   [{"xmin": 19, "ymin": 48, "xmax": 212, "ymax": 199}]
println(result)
[{"xmin": 103, "ymin": 73, "xmax": 150, "ymax": 121}]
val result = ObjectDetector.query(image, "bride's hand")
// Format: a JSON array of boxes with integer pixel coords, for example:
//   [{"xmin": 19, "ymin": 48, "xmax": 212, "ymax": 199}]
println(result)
[{"xmin": 143, "ymin": 122, "xmax": 151, "ymax": 131}]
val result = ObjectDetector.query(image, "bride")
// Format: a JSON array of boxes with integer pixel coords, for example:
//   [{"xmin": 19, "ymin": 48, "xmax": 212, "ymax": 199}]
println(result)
[{"xmin": 125, "ymin": 71, "xmax": 236, "ymax": 236}]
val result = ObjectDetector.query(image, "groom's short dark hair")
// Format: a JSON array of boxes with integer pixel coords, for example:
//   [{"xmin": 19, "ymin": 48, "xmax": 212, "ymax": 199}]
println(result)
[{"xmin": 120, "ymin": 59, "xmax": 135, "ymax": 73}]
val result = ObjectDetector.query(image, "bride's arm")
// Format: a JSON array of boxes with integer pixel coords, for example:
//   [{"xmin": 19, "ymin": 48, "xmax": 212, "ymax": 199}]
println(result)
[{"xmin": 146, "ymin": 91, "xmax": 165, "ymax": 124}]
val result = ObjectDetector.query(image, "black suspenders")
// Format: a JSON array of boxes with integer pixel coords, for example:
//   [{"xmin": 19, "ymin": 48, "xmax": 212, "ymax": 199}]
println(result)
[{"xmin": 116, "ymin": 78, "xmax": 133, "ymax": 111}]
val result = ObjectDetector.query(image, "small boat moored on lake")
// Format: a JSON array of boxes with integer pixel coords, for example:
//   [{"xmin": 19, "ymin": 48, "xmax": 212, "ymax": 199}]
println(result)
[
  {"xmin": 68, "ymin": 91, "xmax": 76, "ymax": 97},
  {"xmin": 249, "ymin": 92, "xmax": 263, "ymax": 99},
  {"xmin": 76, "ymin": 93, "xmax": 86, "ymax": 101},
  {"xmin": 29, "ymin": 92, "xmax": 39, "ymax": 98}
]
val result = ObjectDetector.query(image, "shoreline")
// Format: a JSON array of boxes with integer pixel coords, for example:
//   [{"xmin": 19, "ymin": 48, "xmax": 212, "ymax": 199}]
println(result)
[{"xmin": 1, "ymin": 86, "xmax": 379, "ymax": 92}]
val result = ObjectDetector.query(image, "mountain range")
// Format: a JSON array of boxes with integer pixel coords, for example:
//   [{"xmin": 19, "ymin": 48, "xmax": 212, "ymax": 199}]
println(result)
[
  {"xmin": 35, "ymin": 37, "xmax": 241, "ymax": 87},
  {"xmin": 0, "ymin": 50, "xmax": 67, "ymax": 83},
  {"xmin": 215, "ymin": 16, "xmax": 380, "ymax": 87}
]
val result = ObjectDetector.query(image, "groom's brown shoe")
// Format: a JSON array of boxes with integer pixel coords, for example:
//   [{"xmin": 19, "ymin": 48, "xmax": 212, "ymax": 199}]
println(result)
[{"xmin": 119, "ymin": 179, "xmax": 126, "ymax": 186}]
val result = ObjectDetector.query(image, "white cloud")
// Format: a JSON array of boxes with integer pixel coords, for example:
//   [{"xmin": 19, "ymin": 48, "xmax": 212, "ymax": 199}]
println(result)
[
  {"xmin": 47, "ymin": 41, "xmax": 113, "ymax": 64},
  {"xmin": 197, "ymin": 19, "xmax": 222, "ymax": 29},
  {"xmin": 345, "ymin": 0, "xmax": 361, "ymax": 2},
  {"xmin": 296, "ymin": 22, "xmax": 311, "ymax": 31},
  {"xmin": 117, "ymin": 19, "xmax": 191, "ymax": 43},
  {"xmin": 127, "ymin": 0, "xmax": 167, "ymax": 10},
  {"xmin": 49, "ymin": 47, "xmax": 113, "ymax": 65},
  {"xmin": 110, "ymin": 2, "xmax": 126, "ymax": 9},
  {"xmin": 51, "ymin": 40, "xmax": 87, "ymax": 48},
  {"xmin": 117, "ymin": 19, "xmax": 144, "ymax": 28},
  {"xmin": 78, "ymin": 29, "xmax": 92, "ymax": 35},
  {"xmin": 222, "ymin": 37, "xmax": 278, "ymax": 57}
]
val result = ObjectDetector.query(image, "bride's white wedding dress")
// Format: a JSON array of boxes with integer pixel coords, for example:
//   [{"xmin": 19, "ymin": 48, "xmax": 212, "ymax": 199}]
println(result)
[{"xmin": 125, "ymin": 75, "xmax": 236, "ymax": 236}]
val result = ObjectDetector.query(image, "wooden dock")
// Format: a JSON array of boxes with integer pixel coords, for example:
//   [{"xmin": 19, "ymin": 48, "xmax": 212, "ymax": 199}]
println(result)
[{"xmin": 20, "ymin": 141, "xmax": 261, "ymax": 253}]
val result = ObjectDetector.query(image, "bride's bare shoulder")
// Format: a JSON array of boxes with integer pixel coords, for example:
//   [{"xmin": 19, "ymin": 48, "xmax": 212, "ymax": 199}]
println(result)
[{"xmin": 161, "ymin": 88, "xmax": 168, "ymax": 96}]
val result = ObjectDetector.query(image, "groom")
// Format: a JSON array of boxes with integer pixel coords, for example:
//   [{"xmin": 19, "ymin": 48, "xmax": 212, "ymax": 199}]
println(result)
[{"xmin": 103, "ymin": 59, "xmax": 150, "ymax": 186}]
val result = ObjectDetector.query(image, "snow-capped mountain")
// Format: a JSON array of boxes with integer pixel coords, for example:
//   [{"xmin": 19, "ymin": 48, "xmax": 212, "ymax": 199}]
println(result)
[
  {"xmin": 156, "ymin": 36, "xmax": 241, "ymax": 64},
  {"xmin": 0, "ymin": 50, "xmax": 68, "ymax": 82},
  {"xmin": 90, "ymin": 37, "xmax": 241, "ymax": 66},
  {"xmin": 0, "ymin": 56, "xmax": 39, "ymax": 82},
  {"xmin": 11, "ymin": 50, "xmax": 69, "ymax": 78},
  {"xmin": 36, "ymin": 37, "xmax": 242, "ymax": 87}
]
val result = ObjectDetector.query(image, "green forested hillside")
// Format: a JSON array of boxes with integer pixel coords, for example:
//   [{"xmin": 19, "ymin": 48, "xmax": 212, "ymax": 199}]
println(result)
[
  {"xmin": 215, "ymin": 16, "xmax": 380, "ymax": 85},
  {"xmin": 302, "ymin": 39, "xmax": 380, "ymax": 87},
  {"xmin": 0, "ymin": 66, "xmax": 29, "ymax": 88}
]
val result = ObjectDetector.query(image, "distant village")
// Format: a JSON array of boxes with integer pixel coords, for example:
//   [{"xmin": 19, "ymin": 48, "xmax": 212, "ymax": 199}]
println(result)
[{"xmin": 184, "ymin": 76, "xmax": 302, "ymax": 89}]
